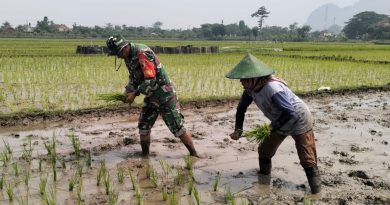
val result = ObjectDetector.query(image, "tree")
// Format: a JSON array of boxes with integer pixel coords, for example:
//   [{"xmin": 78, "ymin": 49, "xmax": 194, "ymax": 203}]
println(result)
[
  {"xmin": 342, "ymin": 11, "xmax": 388, "ymax": 39},
  {"xmin": 251, "ymin": 6, "xmax": 270, "ymax": 30},
  {"xmin": 35, "ymin": 16, "xmax": 55, "ymax": 33},
  {"xmin": 152, "ymin": 21, "xmax": 163, "ymax": 30},
  {"xmin": 297, "ymin": 25, "xmax": 311, "ymax": 41},
  {"xmin": 252, "ymin": 27, "xmax": 259, "ymax": 40}
]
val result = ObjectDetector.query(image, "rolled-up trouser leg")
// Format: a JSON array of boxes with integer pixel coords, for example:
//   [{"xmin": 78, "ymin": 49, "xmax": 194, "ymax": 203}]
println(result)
[
  {"xmin": 258, "ymin": 132, "xmax": 287, "ymax": 174},
  {"xmin": 292, "ymin": 130, "xmax": 321, "ymax": 194}
]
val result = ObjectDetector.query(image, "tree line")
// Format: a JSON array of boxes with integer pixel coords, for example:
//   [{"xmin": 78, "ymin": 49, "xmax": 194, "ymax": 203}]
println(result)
[{"xmin": 1, "ymin": 8, "xmax": 389, "ymax": 41}]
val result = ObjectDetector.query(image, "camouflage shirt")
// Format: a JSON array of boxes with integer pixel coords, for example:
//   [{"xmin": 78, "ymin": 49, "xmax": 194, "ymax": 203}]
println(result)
[{"xmin": 124, "ymin": 43, "xmax": 171, "ymax": 96}]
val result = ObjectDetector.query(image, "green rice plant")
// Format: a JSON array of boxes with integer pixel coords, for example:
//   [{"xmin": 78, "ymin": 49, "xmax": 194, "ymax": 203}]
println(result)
[
  {"xmin": 43, "ymin": 187, "xmax": 56, "ymax": 205},
  {"xmin": 192, "ymin": 186, "xmax": 201, "ymax": 205},
  {"xmin": 21, "ymin": 137, "xmax": 33, "ymax": 163},
  {"xmin": 52, "ymin": 164, "xmax": 57, "ymax": 182},
  {"xmin": 39, "ymin": 175, "xmax": 48, "ymax": 196},
  {"xmin": 1, "ymin": 149, "xmax": 11, "ymax": 167},
  {"xmin": 39, "ymin": 158, "xmax": 43, "ymax": 172},
  {"xmin": 304, "ymin": 194, "xmax": 313, "ymax": 205},
  {"xmin": 76, "ymin": 181, "xmax": 82, "ymax": 205},
  {"xmin": 135, "ymin": 186, "xmax": 143, "ymax": 205},
  {"xmin": 85, "ymin": 151, "xmax": 92, "ymax": 168},
  {"xmin": 117, "ymin": 167, "xmax": 125, "ymax": 184},
  {"xmin": 239, "ymin": 199, "xmax": 249, "ymax": 205},
  {"xmin": 108, "ymin": 188, "xmax": 119, "ymax": 205},
  {"xmin": 103, "ymin": 171, "xmax": 110, "ymax": 195},
  {"xmin": 68, "ymin": 133, "xmax": 81, "ymax": 159},
  {"xmin": 17, "ymin": 196, "xmax": 28, "ymax": 205},
  {"xmin": 97, "ymin": 92, "xmax": 127, "ymax": 103},
  {"xmin": 68, "ymin": 175, "xmax": 77, "ymax": 191},
  {"xmin": 128, "ymin": 168, "xmax": 137, "ymax": 190},
  {"xmin": 212, "ymin": 171, "xmax": 221, "ymax": 191},
  {"xmin": 12, "ymin": 162, "xmax": 19, "ymax": 176},
  {"xmin": 6, "ymin": 183, "xmax": 14, "ymax": 201},
  {"xmin": 184, "ymin": 155, "xmax": 193, "ymax": 170},
  {"xmin": 169, "ymin": 190, "xmax": 178, "ymax": 205},
  {"xmin": 174, "ymin": 167, "xmax": 184, "ymax": 185},
  {"xmin": 96, "ymin": 160, "xmax": 106, "ymax": 186},
  {"xmin": 23, "ymin": 166, "xmax": 30, "ymax": 186},
  {"xmin": 150, "ymin": 169, "xmax": 159, "ymax": 188},
  {"xmin": 0, "ymin": 173, "xmax": 4, "ymax": 190},
  {"xmin": 161, "ymin": 186, "xmax": 168, "ymax": 201},
  {"xmin": 77, "ymin": 161, "xmax": 84, "ymax": 177},
  {"xmin": 244, "ymin": 124, "xmax": 271, "ymax": 144},
  {"xmin": 224, "ymin": 184, "xmax": 236, "ymax": 205},
  {"xmin": 187, "ymin": 176, "xmax": 194, "ymax": 195},
  {"xmin": 3, "ymin": 139, "xmax": 12, "ymax": 155},
  {"xmin": 159, "ymin": 159, "xmax": 172, "ymax": 177},
  {"xmin": 145, "ymin": 164, "xmax": 152, "ymax": 178},
  {"xmin": 61, "ymin": 157, "xmax": 66, "ymax": 169}
]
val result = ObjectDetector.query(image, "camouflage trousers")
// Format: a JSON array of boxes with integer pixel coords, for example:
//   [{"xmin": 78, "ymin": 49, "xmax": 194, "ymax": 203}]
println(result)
[{"xmin": 138, "ymin": 84, "xmax": 186, "ymax": 137}]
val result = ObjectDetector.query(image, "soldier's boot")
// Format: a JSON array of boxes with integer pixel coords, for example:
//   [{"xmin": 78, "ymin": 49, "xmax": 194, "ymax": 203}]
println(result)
[
  {"xmin": 304, "ymin": 166, "xmax": 322, "ymax": 194},
  {"xmin": 140, "ymin": 134, "xmax": 151, "ymax": 157},
  {"xmin": 259, "ymin": 158, "xmax": 272, "ymax": 175},
  {"xmin": 179, "ymin": 131, "xmax": 199, "ymax": 157}
]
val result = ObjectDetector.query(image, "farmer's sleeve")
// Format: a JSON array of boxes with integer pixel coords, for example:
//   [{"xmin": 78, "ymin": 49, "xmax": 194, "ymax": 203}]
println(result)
[
  {"xmin": 137, "ymin": 50, "xmax": 158, "ymax": 94},
  {"xmin": 270, "ymin": 91, "xmax": 298, "ymax": 131},
  {"xmin": 235, "ymin": 90, "xmax": 253, "ymax": 131}
]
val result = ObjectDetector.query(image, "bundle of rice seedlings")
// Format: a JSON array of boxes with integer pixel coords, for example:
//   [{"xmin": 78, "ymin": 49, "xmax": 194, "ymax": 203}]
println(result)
[
  {"xmin": 97, "ymin": 93, "xmax": 127, "ymax": 103},
  {"xmin": 244, "ymin": 124, "xmax": 271, "ymax": 143}
]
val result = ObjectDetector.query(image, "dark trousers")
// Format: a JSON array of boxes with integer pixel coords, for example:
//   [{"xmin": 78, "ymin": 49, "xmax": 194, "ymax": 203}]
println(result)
[{"xmin": 258, "ymin": 130, "xmax": 318, "ymax": 168}]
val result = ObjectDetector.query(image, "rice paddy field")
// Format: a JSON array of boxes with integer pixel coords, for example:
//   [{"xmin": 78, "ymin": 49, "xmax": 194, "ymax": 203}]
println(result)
[
  {"xmin": 0, "ymin": 38, "xmax": 389, "ymax": 116},
  {"xmin": 0, "ymin": 38, "xmax": 390, "ymax": 205}
]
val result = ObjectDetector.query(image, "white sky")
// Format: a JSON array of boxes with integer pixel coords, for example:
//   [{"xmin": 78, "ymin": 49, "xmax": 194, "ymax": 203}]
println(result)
[{"xmin": 0, "ymin": 0, "xmax": 360, "ymax": 29}]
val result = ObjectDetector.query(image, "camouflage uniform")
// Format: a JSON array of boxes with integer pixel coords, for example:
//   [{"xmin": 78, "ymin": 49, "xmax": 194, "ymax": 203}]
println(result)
[{"xmin": 124, "ymin": 43, "xmax": 186, "ymax": 137}]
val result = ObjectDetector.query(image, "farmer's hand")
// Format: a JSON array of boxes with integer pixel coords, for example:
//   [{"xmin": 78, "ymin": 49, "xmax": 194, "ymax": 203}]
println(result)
[
  {"xmin": 124, "ymin": 91, "xmax": 137, "ymax": 104},
  {"xmin": 229, "ymin": 129, "xmax": 242, "ymax": 140}
]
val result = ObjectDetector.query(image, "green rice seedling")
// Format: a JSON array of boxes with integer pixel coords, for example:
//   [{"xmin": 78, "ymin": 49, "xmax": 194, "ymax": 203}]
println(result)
[
  {"xmin": 77, "ymin": 161, "xmax": 84, "ymax": 177},
  {"xmin": 239, "ymin": 199, "xmax": 249, "ymax": 205},
  {"xmin": 169, "ymin": 190, "xmax": 178, "ymax": 205},
  {"xmin": 61, "ymin": 157, "xmax": 66, "ymax": 169},
  {"xmin": 104, "ymin": 171, "xmax": 110, "ymax": 195},
  {"xmin": 1, "ymin": 149, "xmax": 11, "ymax": 167},
  {"xmin": 39, "ymin": 175, "xmax": 48, "ymax": 196},
  {"xmin": 304, "ymin": 194, "xmax": 312, "ymax": 205},
  {"xmin": 3, "ymin": 139, "xmax": 12, "ymax": 155},
  {"xmin": 12, "ymin": 163, "xmax": 19, "ymax": 176},
  {"xmin": 135, "ymin": 186, "xmax": 143, "ymax": 205},
  {"xmin": 24, "ymin": 166, "xmax": 30, "ymax": 186},
  {"xmin": 187, "ymin": 177, "xmax": 194, "ymax": 195},
  {"xmin": 97, "ymin": 92, "xmax": 127, "ymax": 103},
  {"xmin": 224, "ymin": 184, "xmax": 236, "ymax": 205},
  {"xmin": 68, "ymin": 133, "xmax": 81, "ymax": 159},
  {"xmin": 17, "ymin": 196, "xmax": 28, "ymax": 205},
  {"xmin": 6, "ymin": 183, "xmax": 14, "ymax": 201},
  {"xmin": 117, "ymin": 167, "xmax": 125, "ymax": 184},
  {"xmin": 96, "ymin": 160, "xmax": 106, "ymax": 186},
  {"xmin": 212, "ymin": 171, "xmax": 221, "ymax": 191},
  {"xmin": 159, "ymin": 159, "xmax": 172, "ymax": 178},
  {"xmin": 161, "ymin": 186, "xmax": 168, "ymax": 201},
  {"xmin": 150, "ymin": 169, "xmax": 159, "ymax": 188},
  {"xmin": 21, "ymin": 137, "xmax": 33, "ymax": 163},
  {"xmin": 85, "ymin": 151, "xmax": 92, "ymax": 168},
  {"xmin": 128, "ymin": 168, "xmax": 137, "ymax": 190},
  {"xmin": 52, "ymin": 164, "xmax": 57, "ymax": 182},
  {"xmin": 43, "ymin": 187, "xmax": 56, "ymax": 205},
  {"xmin": 108, "ymin": 188, "xmax": 119, "ymax": 205},
  {"xmin": 0, "ymin": 173, "xmax": 4, "ymax": 190},
  {"xmin": 192, "ymin": 186, "xmax": 201, "ymax": 205},
  {"xmin": 145, "ymin": 164, "xmax": 152, "ymax": 178},
  {"xmin": 76, "ymin": 181, "xmax": 82, "ymax": 205},
  {"xmin": 174, "ymin": 167, "xmax": 184, "ymax": 185},
  {"xmin": 184, "ymin": 155, "xmax": 193, "ymax": 170},
  {"xmin": 244, "ymin": 124, "xmax": 271, "ymax": 144},
  {"xmin": 39, "ymin": 158, "xmax": 43, "ymax": 172},
  {"xmin": 68, "ymin": 175, "xmax": 77, "ymax": 191}
]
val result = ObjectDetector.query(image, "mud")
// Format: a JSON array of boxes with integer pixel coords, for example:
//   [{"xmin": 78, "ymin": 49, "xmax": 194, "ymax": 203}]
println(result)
[{"xmin": 0, "ymin": 91, "xmax": 389, "ymax": 205}]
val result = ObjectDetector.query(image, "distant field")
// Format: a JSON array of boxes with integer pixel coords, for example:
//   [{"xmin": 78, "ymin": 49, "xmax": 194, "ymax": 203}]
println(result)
[{"xmin": 0, "ymin": 38, "xmax": 389, "ymax": 115}]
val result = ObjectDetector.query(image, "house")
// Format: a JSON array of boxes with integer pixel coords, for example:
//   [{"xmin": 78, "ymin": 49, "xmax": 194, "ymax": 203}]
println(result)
[{"xmin": 54, "ymin": 24, "xmax": 70, "ymax": 32}]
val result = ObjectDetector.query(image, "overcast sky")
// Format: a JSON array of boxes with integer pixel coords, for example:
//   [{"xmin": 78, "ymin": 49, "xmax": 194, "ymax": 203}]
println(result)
[{"xmin": 1, "ymin": 0, "xmax": 361, "ymax": 29}]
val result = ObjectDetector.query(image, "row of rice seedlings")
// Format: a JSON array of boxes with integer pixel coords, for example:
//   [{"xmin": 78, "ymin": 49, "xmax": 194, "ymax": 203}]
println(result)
[
  {"xmin": 21, "ymin": 137, "xmax": 33, "ymax": 163},
  {"xmin": 68, "ymin": 133, "xmax": 81, "ymax": 159},
  {"xmin": 44, "ymin": 136, "xmax": 58, "ymax": 181},
  {"xmin": 96, "ymin": 160, "xmax": 106, "ymax": 186}
]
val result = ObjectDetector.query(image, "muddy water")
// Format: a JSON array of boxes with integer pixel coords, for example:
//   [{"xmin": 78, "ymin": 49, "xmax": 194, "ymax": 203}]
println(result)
[{"xmin": 0, "ymin": 91, "xmax": 389, "ymax": 204}]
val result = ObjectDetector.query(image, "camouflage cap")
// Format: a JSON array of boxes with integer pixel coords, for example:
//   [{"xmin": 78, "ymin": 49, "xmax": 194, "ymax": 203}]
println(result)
[
  {"xmin": 225, "ymin": 53, "xmax": 275, "ymax": 79},
  {"xmin": 106, "ymin": 34, "xmax": 129, "ymax": 56}
]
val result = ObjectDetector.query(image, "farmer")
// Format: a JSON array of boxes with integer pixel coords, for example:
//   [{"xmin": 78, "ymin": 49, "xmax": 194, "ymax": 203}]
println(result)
[
  {"xmin": 106, "ymin": 34, "xmax": 199, "ymax": 157},
  {"xmin": 226, "ymin": 53, "xmax": 321, "ymax": 194}
]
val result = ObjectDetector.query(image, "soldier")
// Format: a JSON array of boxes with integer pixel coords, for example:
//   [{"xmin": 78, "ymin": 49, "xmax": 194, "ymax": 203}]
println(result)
[
  {"xmin": 106, "ymin": 34, "xmax": 199, "ymax": 157},
  {"xmin": 225, "ymin": 53, "xmax": 321, "ymax": 194}
]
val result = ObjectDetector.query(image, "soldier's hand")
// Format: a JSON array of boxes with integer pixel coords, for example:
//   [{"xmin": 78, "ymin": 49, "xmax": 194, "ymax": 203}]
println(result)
[
  {"xmin": 123, "ymin": 91, "xmax": 137, "ymax": 104},
  {"xmin": 229, "ymin": 129, "xmax": 242, "ymax": 140}
]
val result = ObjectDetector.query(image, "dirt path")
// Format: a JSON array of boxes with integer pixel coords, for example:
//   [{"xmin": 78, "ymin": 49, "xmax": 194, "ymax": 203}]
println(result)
[{"xmin": 0, "ymin": 91, "xmax": 389, "ymax": 204}]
